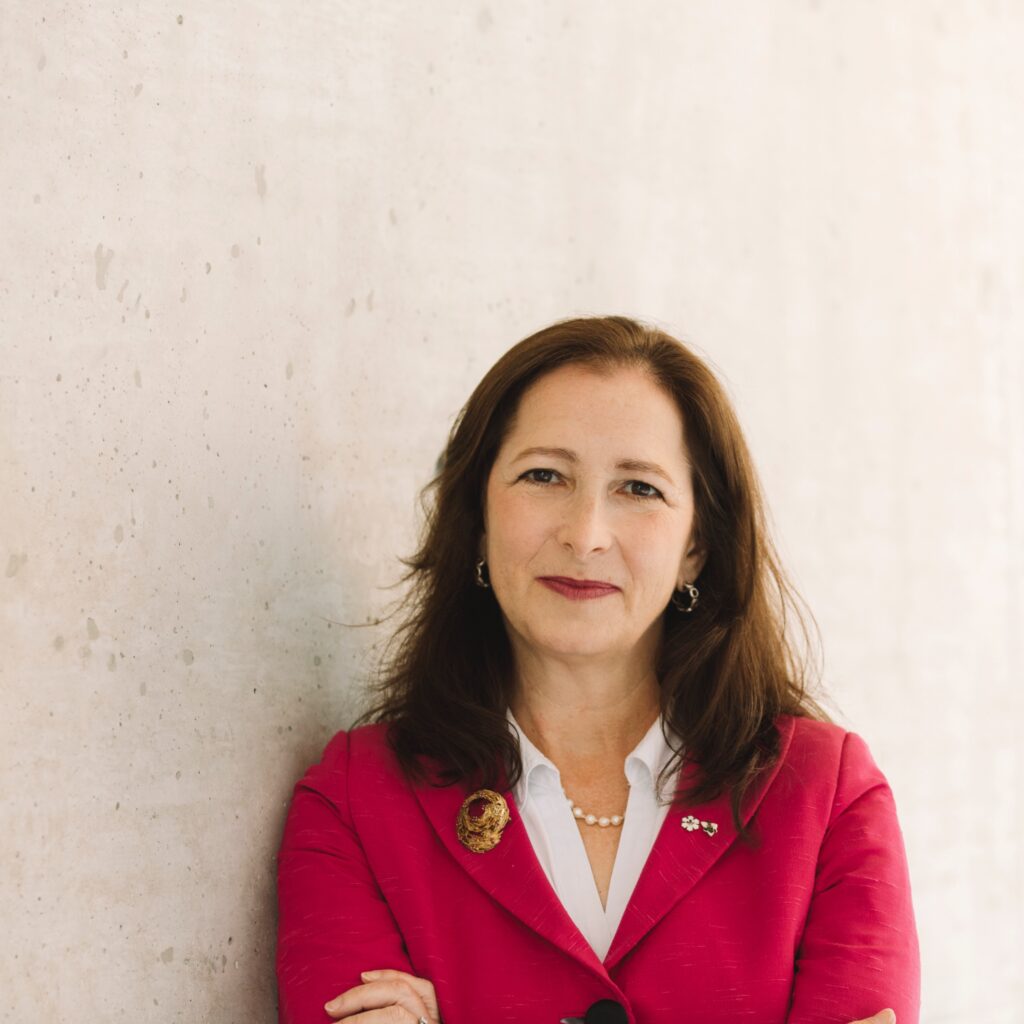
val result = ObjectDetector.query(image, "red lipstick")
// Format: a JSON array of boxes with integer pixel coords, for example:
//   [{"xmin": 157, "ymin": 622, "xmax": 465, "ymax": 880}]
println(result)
[{"xmin": 537, "ymin": 576, "xmax": 620, "ymax": 601}]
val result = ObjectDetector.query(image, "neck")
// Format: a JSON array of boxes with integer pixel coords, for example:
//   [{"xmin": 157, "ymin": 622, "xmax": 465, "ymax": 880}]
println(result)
[{"xmin": 507, "ymin": 655, "xmax": 662, "ymax": 769}]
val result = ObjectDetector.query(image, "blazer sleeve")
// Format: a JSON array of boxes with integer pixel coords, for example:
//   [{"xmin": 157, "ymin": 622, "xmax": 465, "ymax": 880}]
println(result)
[
  {"xmin": 787, "ymin": 730, "xmax": 921, "ymax": 1024},
  {"xmin": 275, "ymin": 729, "xmax": 415, "ymax": 1024}
]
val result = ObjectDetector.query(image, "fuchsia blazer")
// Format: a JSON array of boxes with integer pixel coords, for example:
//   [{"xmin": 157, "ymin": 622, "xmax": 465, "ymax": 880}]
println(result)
[{"xmin": 275, "ymin": 714, "xmax": 920, "ymax": 1024}]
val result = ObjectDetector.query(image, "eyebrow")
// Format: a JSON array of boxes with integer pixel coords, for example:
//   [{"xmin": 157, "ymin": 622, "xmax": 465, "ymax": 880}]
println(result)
[{"xmin": 510, "ymin": 446, "xmax": 679, "ymax": 487}]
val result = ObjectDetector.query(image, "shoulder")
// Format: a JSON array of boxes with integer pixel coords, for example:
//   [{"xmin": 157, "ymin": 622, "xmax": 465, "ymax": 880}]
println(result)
[
  {"xmin": 778, "ymin": 714, "xmax": 882, "ymax": 771},
  {"xmin": 311, "ymin": 721, "xmax": 393, "ymax": 764},
  {"xmin": 288, "ymin": 720, "xmax": 391, "ymax": 782},
  {"xmin": 299, "ymin": 721, "xmax": 411, "ymax": 795},
  {"xmin": 778, "ymin": 712, "xmax": 843, "ymax": 747},
  {"xmin": 304, "ymin": 721, "xmax": 396, "ymax": 767},
  {"xmin": 771, "ymin": 714, "xmax": 891, "ymax": 819}
]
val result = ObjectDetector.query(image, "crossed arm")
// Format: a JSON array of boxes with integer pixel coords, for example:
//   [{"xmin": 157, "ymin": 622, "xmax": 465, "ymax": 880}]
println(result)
[{"xmin": 312, "ymin": 971, "xmax": 902, "ymax": 1024}]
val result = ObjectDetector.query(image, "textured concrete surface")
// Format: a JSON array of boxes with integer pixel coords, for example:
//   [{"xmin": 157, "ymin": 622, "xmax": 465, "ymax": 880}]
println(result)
[{"xmin": 2, "ymin": 2, "xmax": 1021, "ymax": 1021}]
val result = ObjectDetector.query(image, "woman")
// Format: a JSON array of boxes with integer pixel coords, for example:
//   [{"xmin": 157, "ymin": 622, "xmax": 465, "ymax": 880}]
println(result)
[{"xmin": 275, "ymin": 316, "xmax": 920, "ymax": 1024}]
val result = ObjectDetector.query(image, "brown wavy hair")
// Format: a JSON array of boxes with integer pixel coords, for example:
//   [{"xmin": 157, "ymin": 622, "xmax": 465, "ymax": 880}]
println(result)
[{"xmin": 352, "ymin": 315, "xmax": 831, "ymax": 841}]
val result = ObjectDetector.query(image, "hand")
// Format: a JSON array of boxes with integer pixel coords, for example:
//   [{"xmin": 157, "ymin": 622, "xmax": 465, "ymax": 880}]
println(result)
[
  {"xmin": 324, "ymin": 968, "xmax": 442, "ymax": 1022},
  {"xmin": 849, "ymin": 1010, "xmax": 896, "ymax": 1024}
]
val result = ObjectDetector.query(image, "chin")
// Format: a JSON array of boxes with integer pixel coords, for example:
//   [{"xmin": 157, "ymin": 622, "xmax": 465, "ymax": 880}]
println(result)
[{"xmin": 524, "ymin": 625, "xmax": 629, "ymax": 661}]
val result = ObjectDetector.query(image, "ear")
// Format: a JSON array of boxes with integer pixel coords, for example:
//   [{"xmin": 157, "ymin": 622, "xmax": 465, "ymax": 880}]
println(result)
[{"xmin": 678, "ymin": 542, "xmax": 706, "ymax": 587}]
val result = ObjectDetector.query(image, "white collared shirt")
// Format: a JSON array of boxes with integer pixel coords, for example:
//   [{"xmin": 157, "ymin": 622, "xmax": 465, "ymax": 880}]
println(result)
[{"xmin": 505, "ymin": 707, "xmax": 682, "ymax": 962}]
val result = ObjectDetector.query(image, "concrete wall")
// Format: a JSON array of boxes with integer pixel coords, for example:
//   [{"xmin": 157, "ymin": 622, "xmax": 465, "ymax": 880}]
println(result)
[{"xmin": 2, "ymin": 2, "xmax": 1021, "ymax": 1020}]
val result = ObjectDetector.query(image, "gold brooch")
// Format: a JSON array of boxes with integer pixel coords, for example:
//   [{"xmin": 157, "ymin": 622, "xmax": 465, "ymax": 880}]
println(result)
[{"xmin": 456, "ymin": 788, "xmax": 511, "ymax": 853}]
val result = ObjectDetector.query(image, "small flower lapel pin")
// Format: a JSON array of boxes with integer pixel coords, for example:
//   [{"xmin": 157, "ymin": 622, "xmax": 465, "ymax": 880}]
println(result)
[{"xmin": 681, "ymin": 814, "xmax": 718, "ymax": 837}]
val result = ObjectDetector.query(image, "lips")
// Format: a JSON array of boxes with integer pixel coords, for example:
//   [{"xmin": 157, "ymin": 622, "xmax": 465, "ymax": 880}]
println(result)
[{"xmin": 537, "ymin": 576, "xmax": 620, "ymax": 601}]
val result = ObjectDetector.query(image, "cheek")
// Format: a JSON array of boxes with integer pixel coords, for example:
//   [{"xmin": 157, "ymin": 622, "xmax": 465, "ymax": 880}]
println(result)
[
  {"xmin": 622, "ymin": 514, "xmax": 689, "ymax": 576},
  {"xmin": 486, "ymin": 491, "xmax": 548, "ymax": 564}
]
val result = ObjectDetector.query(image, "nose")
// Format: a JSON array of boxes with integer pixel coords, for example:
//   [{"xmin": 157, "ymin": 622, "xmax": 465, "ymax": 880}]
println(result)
[{"xmin": 555, "ymin": 488, "xmax": 612, "ymax": 557}]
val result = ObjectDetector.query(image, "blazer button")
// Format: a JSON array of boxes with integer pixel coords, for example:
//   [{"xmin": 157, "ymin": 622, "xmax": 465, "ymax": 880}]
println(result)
[
  {"xmin": 585, "ymin": 999, "xmax": 628, "ymax": 1024},
  {"xmin": 558, "ymin": 998, "xmax": 628, "ymax": 1024}
]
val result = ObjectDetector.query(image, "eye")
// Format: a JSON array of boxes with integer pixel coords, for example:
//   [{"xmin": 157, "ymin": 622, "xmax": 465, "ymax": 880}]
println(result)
[
  {"xmin": 623, "ymin": 480, "xmax": 663, "ymax": 501},
  {"xmin": 518, "ymin": 468, "xmax": 562, "ymax": 486}
]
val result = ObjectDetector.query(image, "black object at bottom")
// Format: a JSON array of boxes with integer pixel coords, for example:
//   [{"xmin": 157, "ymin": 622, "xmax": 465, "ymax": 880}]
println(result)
[
  {"xmin": 585, "ymin": 999, "xmax": 628, "ymax": 1024},
  {"xmin": 559, "ymin": 996, "xmax": 629, "ymax": 1024}
]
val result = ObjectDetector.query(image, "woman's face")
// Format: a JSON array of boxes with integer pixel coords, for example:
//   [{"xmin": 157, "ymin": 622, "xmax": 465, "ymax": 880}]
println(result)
[{"xmin": 481, "ymin": 362, "xmax": 705, "ymax": 671}]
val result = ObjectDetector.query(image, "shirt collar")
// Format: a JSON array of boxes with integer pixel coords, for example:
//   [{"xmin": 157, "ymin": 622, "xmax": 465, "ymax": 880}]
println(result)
[
  {"xmin": 505, "ymin": 707, "xmax": 556, "ymax": 812},
  {"xmin": 627, "ymin": 712, "xmax": 682, "ymax": 801},
  {"xmin": 505, "ymin": 706, "xmax": 682, "ymax": 811}
]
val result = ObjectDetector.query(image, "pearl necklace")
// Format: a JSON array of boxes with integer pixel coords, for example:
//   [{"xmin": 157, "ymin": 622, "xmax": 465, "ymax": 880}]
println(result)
[{"xmin": 563, "ymin": 790, "xmax": 624, "ymax": 828}]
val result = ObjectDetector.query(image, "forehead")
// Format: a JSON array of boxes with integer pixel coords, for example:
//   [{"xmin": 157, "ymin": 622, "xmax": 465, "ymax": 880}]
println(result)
[{"xmin": 503, "ymin": 363, "xmax": 687, "ymax": 451}]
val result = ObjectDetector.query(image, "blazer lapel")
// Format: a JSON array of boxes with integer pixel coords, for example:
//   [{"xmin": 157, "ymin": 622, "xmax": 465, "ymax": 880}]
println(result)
[
  {"xmin": 603, "ymin": 714, "xmax": 797, "ymax": 971},
  {"xmin": 410, "ymin": 762, "xmax": 610, "ymax": 981}
]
